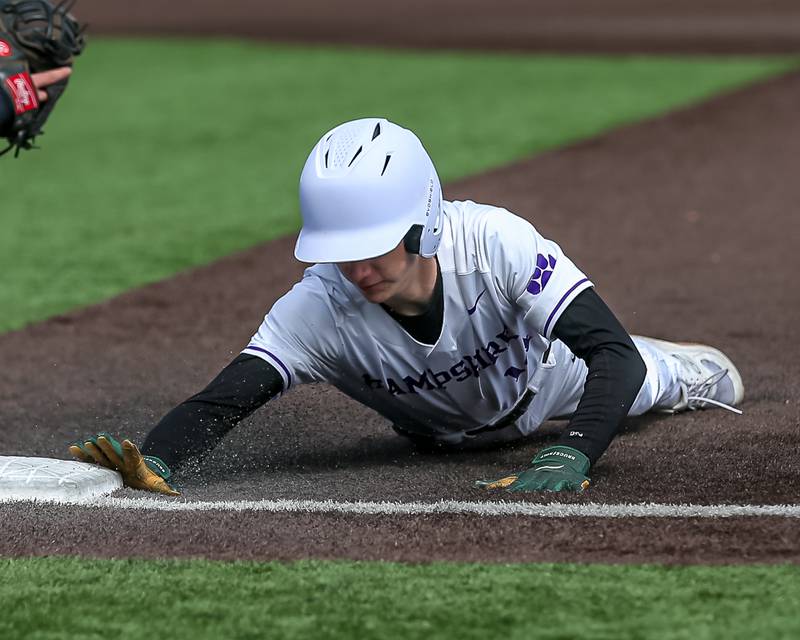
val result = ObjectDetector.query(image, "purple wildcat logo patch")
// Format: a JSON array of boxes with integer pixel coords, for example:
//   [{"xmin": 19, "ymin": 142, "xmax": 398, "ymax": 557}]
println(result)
[{"xmin": 526, "ymin": 254, "xmax": 557, "ymax": 295}]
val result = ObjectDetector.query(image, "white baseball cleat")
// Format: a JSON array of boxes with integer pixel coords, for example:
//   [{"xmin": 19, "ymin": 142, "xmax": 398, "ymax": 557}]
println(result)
[{"xmin": 636, "ymin": 337, "xmax": 745, "ymax": 415}]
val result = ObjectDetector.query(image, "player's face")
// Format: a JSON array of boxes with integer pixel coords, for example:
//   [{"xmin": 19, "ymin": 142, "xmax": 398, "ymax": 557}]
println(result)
[{"xmin": 337, "ymin": 241, "xmax": 418, "ymax": 305}]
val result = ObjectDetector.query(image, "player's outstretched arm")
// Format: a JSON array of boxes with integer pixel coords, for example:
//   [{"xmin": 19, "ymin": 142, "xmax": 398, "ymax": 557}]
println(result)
[
  {"xmin": 68, "ymin": 354, "xmax": 284, "ymax": 494},
  {"xmin": 140, "ymin": 354, "xmax": 284, "ymax": 471},
  {"xmin": 479, "ymin": 288, "xmax": 646, "ymax": 493}
]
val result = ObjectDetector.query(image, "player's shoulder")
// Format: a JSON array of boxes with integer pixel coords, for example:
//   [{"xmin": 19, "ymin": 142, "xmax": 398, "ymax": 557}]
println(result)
[
  {"xmin": 443, "ymin": 198, "xmax": 511, "ymax": 223},
  {"xmin": 269, "ymin": 264, "xmax": 339, "ymax": 320},
  {"xmin": 443, "ymin": 199, "xmax": 536, "ymax": 244},
  {"xmin": 290, "ymin": 263, "xmax": 361, "ymax": 318},
  {"xmin": 440, "ymin": 200, "xmax": 537, "ymax": 273}
]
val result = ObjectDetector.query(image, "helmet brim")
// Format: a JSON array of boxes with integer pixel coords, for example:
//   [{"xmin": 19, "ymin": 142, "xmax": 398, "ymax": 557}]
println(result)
[{"xmin": 294, "ymin": 217, "xmax": 412, "ymax": 263}]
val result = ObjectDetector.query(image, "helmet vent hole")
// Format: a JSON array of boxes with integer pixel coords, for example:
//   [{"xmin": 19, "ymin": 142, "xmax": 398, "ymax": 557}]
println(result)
[
  {"xmin": 324, "ymin": 150, "xmax": 329, "ymax": 167},
  {"xmin": 372, "ymin": 123, "xmax": 381, "ymax": 140},
  {"xmin": 348, "ymin": 146, "xmax": 363, "ymax": 167},
  {"xmin": 381, "ymin": 154, "xmax": 392, "ymax": 176}
]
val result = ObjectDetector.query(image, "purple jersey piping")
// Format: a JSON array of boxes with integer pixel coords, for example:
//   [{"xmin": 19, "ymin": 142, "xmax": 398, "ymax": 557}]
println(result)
[
  {"xmin": 542, "ymin": 278, "xmax": 591, "ymax": 337},
  {"xmin": 245, "ymin": 344, "xmax": 292, "ymax": 389}
]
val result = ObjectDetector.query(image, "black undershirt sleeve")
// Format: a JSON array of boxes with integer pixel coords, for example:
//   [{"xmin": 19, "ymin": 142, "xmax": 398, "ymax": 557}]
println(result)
[
  {"xmin": 141, "ymin": 353, "xmax": 283, "ymax": 470},
  {"xmin": 551, "ymin": 288, "xmax": 647, "ymax": 466}
]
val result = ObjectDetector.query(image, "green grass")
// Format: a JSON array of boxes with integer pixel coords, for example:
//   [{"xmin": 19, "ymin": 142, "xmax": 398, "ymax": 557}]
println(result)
[
  {"xmin": 1, "ymin": 557, "xmax": 798, "ymax": 639},
  {"xmin": 1, "ymin": 39, "xmax": 796, "ymax": 332}
]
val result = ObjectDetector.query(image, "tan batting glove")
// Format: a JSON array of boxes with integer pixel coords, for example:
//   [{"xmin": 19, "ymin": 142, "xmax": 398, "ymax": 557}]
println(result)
[{"xmin": 69, "ymin": 433, "xmax": 179, "ymax": 496}]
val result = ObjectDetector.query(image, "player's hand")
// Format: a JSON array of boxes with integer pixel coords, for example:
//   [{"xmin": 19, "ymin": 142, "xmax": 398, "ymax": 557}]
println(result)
[
  {"xmin": 475, "ymin": 446, "xmax": 591, "ymax": 493},
  {"xmin": 31, "ymin": 67, "xmax": 72, "ymax": 102},
  {"xmin": 69, "ymin": 433, "xmax": 179, "ymax": 496}
]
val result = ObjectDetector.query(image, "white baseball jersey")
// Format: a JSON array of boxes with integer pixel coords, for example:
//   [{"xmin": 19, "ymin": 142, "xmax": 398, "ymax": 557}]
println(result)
[{"xmin": 243, "ymin": 200, "xmax": 593, "ymax": 439}]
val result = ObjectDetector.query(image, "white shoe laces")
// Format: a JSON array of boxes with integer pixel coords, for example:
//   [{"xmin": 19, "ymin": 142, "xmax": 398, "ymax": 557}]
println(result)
[{"xmin": 674, "ymin": 354, "xmax": 743, "ymax": 415}]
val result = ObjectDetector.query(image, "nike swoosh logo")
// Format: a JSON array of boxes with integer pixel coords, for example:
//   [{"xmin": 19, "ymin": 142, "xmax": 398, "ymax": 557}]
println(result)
[{"xmin": 467, "ymin": 288, "xmax": 486, "ymax": 315}]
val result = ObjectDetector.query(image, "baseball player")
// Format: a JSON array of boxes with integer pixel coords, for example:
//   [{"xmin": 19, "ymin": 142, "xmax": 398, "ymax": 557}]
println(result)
[{"xmin": 69, "ymin": 118, "xmax": 744, "ymax": 495}]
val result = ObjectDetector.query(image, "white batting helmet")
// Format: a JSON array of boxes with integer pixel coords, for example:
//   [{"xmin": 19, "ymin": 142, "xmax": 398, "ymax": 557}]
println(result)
[{"xmin": 295, "ymin": 118, "xmax": 443, "ymax": 263}]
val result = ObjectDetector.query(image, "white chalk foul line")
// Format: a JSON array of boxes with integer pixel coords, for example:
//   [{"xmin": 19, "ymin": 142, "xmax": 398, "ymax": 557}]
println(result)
[{"xmin": 68, "ymin": 496, "xmax": 800, "ymax": 518}]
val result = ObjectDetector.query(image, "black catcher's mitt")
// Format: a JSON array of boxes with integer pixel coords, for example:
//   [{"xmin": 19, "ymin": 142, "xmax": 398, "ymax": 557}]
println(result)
[{"xmin": 0, "ymin": 0, "xmax": 85, "ymax": 156}]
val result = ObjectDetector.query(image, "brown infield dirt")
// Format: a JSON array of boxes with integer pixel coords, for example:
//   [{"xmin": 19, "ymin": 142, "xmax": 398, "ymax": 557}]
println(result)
[{"xmin": 1, "ymin": 3, "xmax": 799, "ymax": 564}]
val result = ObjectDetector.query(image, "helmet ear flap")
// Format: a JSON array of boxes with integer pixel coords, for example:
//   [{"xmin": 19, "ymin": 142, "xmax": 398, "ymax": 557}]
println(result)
[
  {"xmin": 416, "ymin": 173, "xmax": 443, "ymax": 258},
  {"xmin": 403, "ymin": 225, "xmax": 423, "ymax": 254}
]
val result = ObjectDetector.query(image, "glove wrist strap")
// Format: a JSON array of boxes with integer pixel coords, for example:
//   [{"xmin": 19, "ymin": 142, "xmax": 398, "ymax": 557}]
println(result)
[
  {"xmin": 143, "ymin": 455, "xmax": 173, "ymax": 480},
  {"xmin": 531, "ymin": 445, "xmax": 590, "ymax": 475}
]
